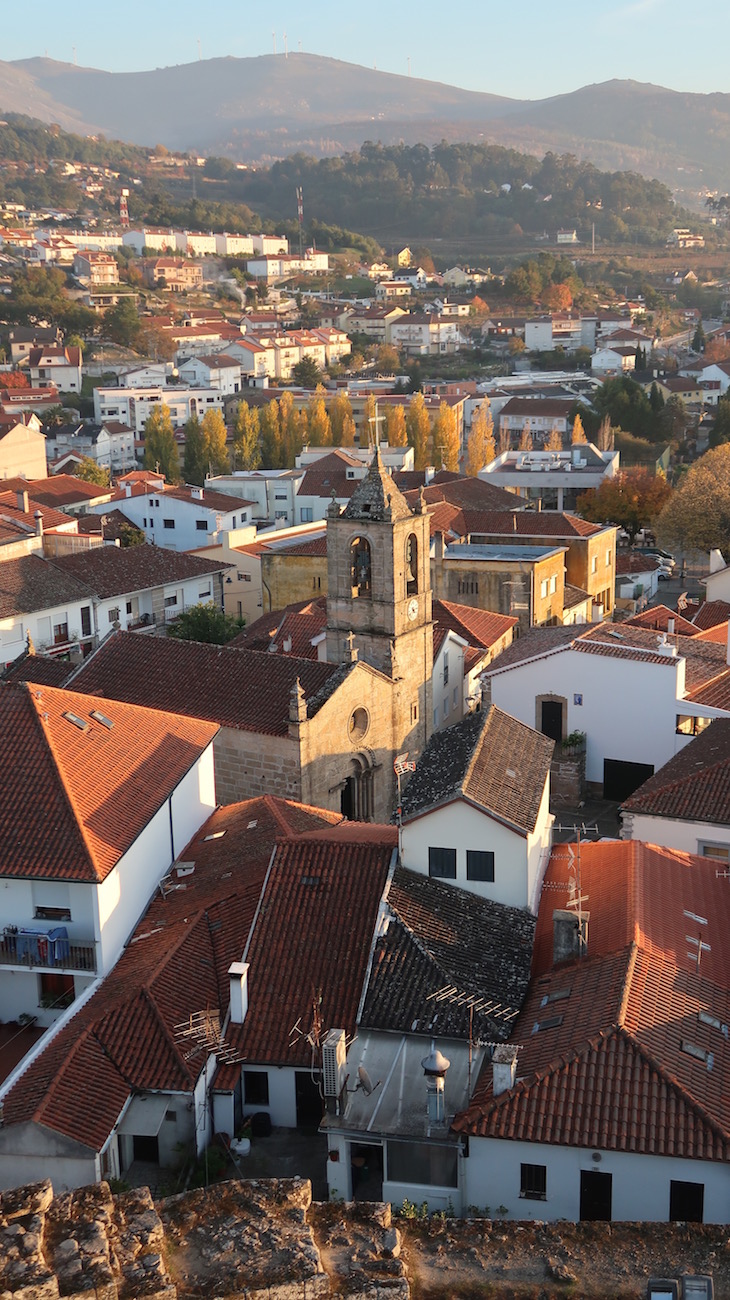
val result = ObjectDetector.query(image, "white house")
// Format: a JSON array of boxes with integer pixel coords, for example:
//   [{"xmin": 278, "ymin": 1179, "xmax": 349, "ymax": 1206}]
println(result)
[
  {"xmin": 204, "ymin": 469, "xmax": 305, "ymax": 527},
  {"xmin": 224, "ymin": 337, "xmax": 277, "ymax": 382},
  {"xmin": 591, "ymin": 344, "xmax": 637, "ymax": 373},
  {"xmin": 45, "ymin": 421, "xmax": 135, "ymax": 473},
  {"xmin": 0, "ymin": 553, "xmax": 96, "ymax": 667},
  {"xmin": 93, "ymin": 387, "xmax": 226, "ymax": 433},
  {"xmin": 480, "ymin": 443, "xmax": 620, "ymax": 513},
  {"xmin": 27, "ymin": 345, "xmax": 82, "ymax": 393},
  {"xmin": 0, "ymin": 680, "xmax": 217, "ymax": 1032},
  {"xmin": 454, "ymin": 839, "xmax": 730, "ymax": 1224},
  {"xmin": 483, "ymin": 622, "xmax": 730, "ymax": 800},
  {"xmin": 0, "ymin": 417, "xmax": 48, "ymax": 480},
  {"xmin": 45, "ymin": 542, "xmax": 231, "ymax": 636},
  {"xmin": 177, "ymin": 353, "xmax": 242, "ymax": 394},
  {"xmin": 621, "ymin": 718, "xmax": 730, "ymax": 861},
  {"xmin": 91, "ymin": 483, "xmax": 254, "ymax": 553},
  {"xmin": 400, "ymin": 705, "xmax": 555, "ymax": 914}
]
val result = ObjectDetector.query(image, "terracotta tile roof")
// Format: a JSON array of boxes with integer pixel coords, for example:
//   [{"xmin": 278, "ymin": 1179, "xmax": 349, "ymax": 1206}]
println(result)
[
  {"xmin": 693, "ymin": 600, "xmax": 730, "ymax": 630},
  {"xmin": 231, "ymin": 825, "xmax": 396, "ymax": 1066},
  {"xmin": 622, "ymin": 718, "xmax": 730, "ymax": 825},
  {"xmin": 563, "ymin": 582, "xmax": 592, "ymax": 609},
  {"xmin": 0, "ymin": 681, "xmax": 218, "ymax": 883},
  {"xmin": 2, "ymin": 796, "xmax": 339, "ymax": 1149},
  {"xmin": 232, "ymin": 598, "xmax": 327, "ymax": 658},
  {"xmin": 454, "ymin": 841, "xmax": 730, "ymax": 1157},
  {"xmin": 47, "ymin": 542, "xmax": 230, "ymax": 599},
  {"xmin": 69, "ymin": 630, "xmax": 344, "ymax": 735},
  {"xmin": 401, "ymin": 704, "xmax": 553, "ymax": 834},
  {"xmin": 2, "ymin": 653, "xmax": 76, "ymax": 687},
  {"xmin": 0, "ymin": 553, "xmax": 89, "ymax": 618},
  {"xmin": 483, "ymin": 624, "xmax": 578, "ymax": 674},
  {"xmin": 615, "ymin": 552, "xmax": 661, "ymax": 575},
  {"xmin": 694, "ymin": 622, "xmax": 729, "ymax": 645},
  {"xmin": 433, "ymin": 600, "xmax": 518, "ymax": 649},
  {"xmin": 403, "ymin": 474, "xmax": 516, "ymax": 514},
  {"xmin": 164, "ymin": 486, "xmax": 254, "ymax": 512},
  {"xmin": 0, "ymin": 489, "xmax": 74, "ymax": 532},
  {"xmin": 74, "ymin": 508, "xmax": 139, "ymax": 541},
  {"xmin": 462, "ymin": 509, "xmax": 600, "ymax": 538},
  {"xmin": 498, "ymin": 397, "xmax": 575, "ymax": 418},
  {"xmin": 624, "ymin": 604, "xmax": 699, "ymax": 636},
  {"xmin": 361, "ymin": 866, "xmax": 534, "ymax": 1040},
  {"xmin": 1, "ymin": 474, "xmax": 111, "ymax": 508},
  {"xmin": 297, "ymin": 449, "xmax": 363, "ymax": 499},
  {"xmin": 579, "ymin": 624, "xmax": 728, "ymax": 690}
]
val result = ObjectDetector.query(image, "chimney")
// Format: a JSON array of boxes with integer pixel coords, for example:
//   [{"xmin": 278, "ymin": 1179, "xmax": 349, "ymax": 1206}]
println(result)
[
  {"xmin": 191, "ymin": 486, "xmax": 204, "ymax": 500},
  {"xmin": 553, "ymin": 908, "xmax": 588, "ymax": 964},
  {"xmin": 228, "ymin": 961, "xmax": 249, "ymax": 1024},
  {"xmin": 421, "ymin": 1044, "xmax": 450, "ymax": 1126},
  {"xmin": 289, "ymin": 676, "xmax": 307, "ymax": 725},
  {"xmin": 17, "ymin": 489, "xmax": 29, "ymax": 514},
  {"xmin": 34, "ymin": 509, "xmax": 43, "ymax": 538},
  {"xmin": 425, "ymin": 466, "xmax": 435, "ymax": 485},
  {"xmin": 667, "ymin": 618, "xmax": 675, "ymax": 635},
  {"xmin": 125, "ymin": 483, "xmax": 132, "ymax": 498},
  {"xmin": 492, "ymin": 1044, "xmax": 519, "ymax": 1096}
]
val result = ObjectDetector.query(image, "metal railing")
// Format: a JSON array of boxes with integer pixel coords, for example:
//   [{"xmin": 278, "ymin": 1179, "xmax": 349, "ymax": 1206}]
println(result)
[{"xmin": 0, "ymin": 929, "xmax": 97, "ymax": 973}]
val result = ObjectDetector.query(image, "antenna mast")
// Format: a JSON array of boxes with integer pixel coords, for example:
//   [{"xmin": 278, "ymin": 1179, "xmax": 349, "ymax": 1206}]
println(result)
[{"xmin": 296, "ymin": 186, "xmax": 304, "ymax": 260}]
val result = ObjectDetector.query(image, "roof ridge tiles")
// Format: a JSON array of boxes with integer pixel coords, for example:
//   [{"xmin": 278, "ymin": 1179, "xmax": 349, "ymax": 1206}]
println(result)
[
  {"xmin": 142, "ymin": 983, "xmax": 196, "ymax": 1085},
  {"xmin": 616, "ymin": 941, "xmax": 639, "ymax": 1028},
  {"xmin": 611, "ymin": 1022, "xmax": 730, "ymax": 1152}
]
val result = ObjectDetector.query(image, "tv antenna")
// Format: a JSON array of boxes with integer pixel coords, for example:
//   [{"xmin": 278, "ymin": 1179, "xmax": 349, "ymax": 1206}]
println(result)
[
  {"xmin": 283, "ymin": 31, "xmax": 288, "ymax": 59},
  {"xmin": 173, "ymin": 1009, "xmax": 244, "ymax": 1187},
  {"xmin": 197, "ymin": 37, "xmax": 202, "ymax": 61},
  {"xmin": 272, "ymin": 31, "xmax": 276, "ymax": 55},
  {"xmin": 684, "ymin": 909, "xmax": 711, "ymax": 970}
]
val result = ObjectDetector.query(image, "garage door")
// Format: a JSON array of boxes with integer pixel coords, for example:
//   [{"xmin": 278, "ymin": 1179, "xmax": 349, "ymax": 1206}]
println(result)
[{"xmin": 603, "ymin": 758, "xmax": 654, "ymax": 802}]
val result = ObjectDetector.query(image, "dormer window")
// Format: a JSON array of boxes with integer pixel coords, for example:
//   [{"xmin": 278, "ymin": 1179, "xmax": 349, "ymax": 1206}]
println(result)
[{"xmin": 351, "ymin": 537, "xmax": 372, "ymax": 598}]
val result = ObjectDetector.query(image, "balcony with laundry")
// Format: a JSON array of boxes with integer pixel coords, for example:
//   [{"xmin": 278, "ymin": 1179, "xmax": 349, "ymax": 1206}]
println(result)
[{"xmin": 0, "ymin": 924, "xmax": 97, "ymax": 974}]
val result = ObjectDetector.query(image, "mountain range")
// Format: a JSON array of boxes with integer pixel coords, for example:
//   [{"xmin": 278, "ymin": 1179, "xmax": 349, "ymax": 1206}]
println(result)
[{"xmin": 1, "ymin": 54, "xmax": 729, "ymax": 198}]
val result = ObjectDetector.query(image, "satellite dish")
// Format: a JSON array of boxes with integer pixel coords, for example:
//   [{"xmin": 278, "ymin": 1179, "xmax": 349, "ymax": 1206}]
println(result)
[{"xmin": 357, "ymin": 1064, "xmax": 374, "ymax": 1095}]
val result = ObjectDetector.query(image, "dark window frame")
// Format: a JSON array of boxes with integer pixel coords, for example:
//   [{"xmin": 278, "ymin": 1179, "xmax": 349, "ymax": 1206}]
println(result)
[
  {"xmin": 520, "ymin": 1162, "xmax": 547, "ymax": 1201},
  {"xmin": 466, "ymin": 849, "xmax": 495, "ymax": 882},
  {"xmin": 429, "ymin": 846, "xmax": 456, "ymax": 879}
]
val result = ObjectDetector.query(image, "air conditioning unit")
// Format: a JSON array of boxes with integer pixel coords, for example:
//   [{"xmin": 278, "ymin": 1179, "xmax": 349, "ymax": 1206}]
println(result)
[{"xmin": 322, "ymin": 1028, "xmax": 347, "ymax": 1097}]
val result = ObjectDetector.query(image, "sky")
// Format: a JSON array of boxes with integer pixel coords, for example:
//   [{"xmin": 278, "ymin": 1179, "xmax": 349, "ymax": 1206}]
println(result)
[{"xmin": 2, "ymin": 0, "xmax": 729, "ymax": 100}]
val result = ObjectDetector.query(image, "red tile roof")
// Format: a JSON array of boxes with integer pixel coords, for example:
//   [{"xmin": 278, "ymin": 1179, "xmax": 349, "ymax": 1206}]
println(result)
[
  {"xmin": 230, "ymin": 824, "xmax": 396, "ymax": 1066},
  {"xmin": 1, "ymin": 475, "xmax": 111, "ymax": 508},
  {"xmin": 2, "ymin": 796, "xmax": 340, "ymax": 1149},
  {"xmin": 0, "ymin": 681, "xmax": 218, "ymax": 883},
  {"xmin": 433, "ymin": 600, "xmax": 518, "ymax": 650},
  {"xmin": 622, "ymin": 718, "xmax": 730, "ymax": 825},
  {"xmin": 69, "ymin": 630, "xmax": 344, "ymax": 735},
  {"xmin": 693, "ymin": 600, "xmax": 730, "ymax": 631},
  {"xmin": 232, "ymin": 597, "xmax": 327, "ymax": 658},
  {"xmin": 47, "ymin": 541, "xmax": 230, "ymax": 599},
  {"xmin": 297, "ymin": 449, "xmax": 364, "ymax": 500},
  {"xmin": 624, "ymin": 604, "xmax": 699, "ymax": 636},
  {"xmin": 0, "ymin": 489, "xmax": 74, "ymax": 532},
  {"xmin": 0, "ymin": 553, "xmax": 89, "ymax": 618},
  {"xmin": 462, "ymin": 509, "xmax": 601, "ymax": 538},
  {"xmin": 454, "ymin": 842, "xmax": 730, "ymax": 1158}
]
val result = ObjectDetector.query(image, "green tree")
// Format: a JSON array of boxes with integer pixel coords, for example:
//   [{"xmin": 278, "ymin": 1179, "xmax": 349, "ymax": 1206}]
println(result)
[
  {"xmin": 656, "ymin": 445, "xmax": 730, "ymax": 556},
  {"xmin": 103, "ymin": 296, "xmax": 141, "ymax": 349},
  {"xmin": 576, "ymin": 469, "xmax": 672, "ymax": 542},
  {"xmin": 386, "ymin": 404, "xmax": 408, "ymax": 449},
  {"xmin": 661, "ymin": 394, "xmax": 689, "ymax": 443},
  {"xmin": 466, "ymin": 401, "xmax": 495, "ymax": 476},
  {"xmin": 74, "ymin": 456, "xmax": 110, "ymax": 487},
  {"xmin": 406, "ymin": 392, "xmax": 432, "ymax": 471},
  {"xmin": 708, "ymin": 397, "xmax": 730, "ymax": 448},
  {"xmin": 118, "ymin": 522, "xmax": 145, "ymax": 547},
  {"xmin": 692, "ymin": 322, "xmax": 706, "ymax": 353},
  {"xmin": 373, "ymin": 342, "xmax": 400, "ymax": 373},
  {"xmin": 201, "ymin": 408, "xmax": 230, "ymax": 475},
  {"xmin": 167, "ymin": 602, "xmax": 244, "ymax": 644},
  {"xmin": 143, "ymin": 404, "xmax": 179, "ymax": 482},
  {"xmin": 183, "ymin": 416, "xmax": 207, "ymax": 486},
  {"xmin": 233, "ymin": 400, "xmax": 261, "ymax": 469},
  {"xmin": 292, "ymin": 355, "xmax": 322, "ymax": 388}
]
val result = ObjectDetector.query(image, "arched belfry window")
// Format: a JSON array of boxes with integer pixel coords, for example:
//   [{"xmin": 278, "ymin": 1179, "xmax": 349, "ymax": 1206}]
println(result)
[
  {"xmin": 406, "ymin": 533, "xmax": 419, "ymax": 596},
  {"xmin": 351, "ymin": 537, "xmax": 372, "ymax": 598}
]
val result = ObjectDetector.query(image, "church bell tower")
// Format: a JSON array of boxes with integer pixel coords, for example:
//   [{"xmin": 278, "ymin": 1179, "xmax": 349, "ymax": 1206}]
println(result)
[{"xmin": 325, "ymin": 446, "xmax": 433, "ymax": 759}]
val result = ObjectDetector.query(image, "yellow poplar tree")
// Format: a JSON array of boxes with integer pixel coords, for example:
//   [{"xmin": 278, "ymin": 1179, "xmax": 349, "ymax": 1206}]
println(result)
[
  {"xmin": 572, "ymin": 412, "xmax": 587, "ymax": 444},
  {"xmin": 360, "ymin": 392, "xmax": 378, "ymax": 446},
  {"xmin": 406, "ymin": 392, "xmax": 432, "ymax": 471},
  {"xmin": 259, "ymin": 399, "xmax": 282, "ymax": 468},
  {"xmin": 329, "ymin": 391, "xmax": 354, "ymax": 446},
  {"xmin": 466, "ymin": 401, "xmax": 495, "ymax": 476},
  {"xmin": 307, "ymin": 386, "xmax": 332, "ymax": 446},
  {"xmin": 545, "ymin": 427, "xmax": 563, "ymax": 453},
  {"xmin": 340, "ymin": 413, "xmax": 356, "ymax": 447},
  {"xmin": 201, "ymin": 408, "xmax": 230, "ymax": 475},
  {"xmin": 432, "ymin": 401, "xmax": 460, "ymax": 472},
  {"xmin": 386, "ymin": 404, "xmax": 408, "ymax": 448},
  {"xmin": 518, "ymin": 421, "xmax": 532, "ymax": 452},
  {"xmin": 233, "ymin": 400, "xmax": 261, "ymax": 470}
]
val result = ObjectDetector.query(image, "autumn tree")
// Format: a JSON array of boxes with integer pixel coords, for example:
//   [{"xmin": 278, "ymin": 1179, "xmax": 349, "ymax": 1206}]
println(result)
[
  {"xmin": 406, "ymin": 392, "xmax": 431, "ymax": 471},
  {"xmin": 340, "ymin": 413, "xmax": 356, "ymax": 447},
  {"xmin": 571, "ymin": 412, "xmax": 587, "ymax": 445},
  {"xmin": 201, "ymin": 409, "xmax": 230, "ymax": 475},
  {"xmin": 233, "ymin": 400, "xmax": 261, "ymax": 470},
  {"xmin": 596, "ymin": 415, "xmax": 614, "ymax": 452},
  {"xmin": 385, "ymin": 404, "xmax": 408, "ymax": 448},
  {"xmin": 183, "ymin": 416, "xmax": 207, "ymax": 486},
  {"xmin": 432, "ymin": 402, "xmax": 460, "ymax": 472},
  {"xmin": 259, "ymin": 400, "xmax": 283, "ymax": 468},
  {"xmin": 279, "ymin": 391, "xmax": 305, "ymax": 465},
  {"xmin": 498, "ymin": 425, "xmax": 511, "ymax": 455},
  {"xmin": 542, "ymin": 282, "xmax": 573, "ymax": 311},
  {"xmin": 656, "ymin": 445, "xmax": 730, "ymax": 556},
  {"xmin": 544, "ymin": 428, "xmax": 563, "ymax": 453},
  {"xmin": 329, "ymin": 391, "xmax": 354, "ymax": 446},
  {"xmin": 518, "ymin": 421, "xmax": 532, "ymax": 452},
  {"xmin": 360, "ymin": 392, "xmax": 379, "ymax": 446},
  {"xmin": 144, "ymin": 404, "xmax": 179, "ymax": 483},
  {"xmin": 307, "ymin": 387, "xmax": 332, "ymax": 447},
  {"xmin": 576, "ymin": 469, "xmax": 672, "ymax": 542},
  {"xmin": 372, "ymin": 343, "xmax": 400, "ymax": 373},
  {"xmin": 466, "ymin": 401, "xmax": 495, "ymax": 476}
]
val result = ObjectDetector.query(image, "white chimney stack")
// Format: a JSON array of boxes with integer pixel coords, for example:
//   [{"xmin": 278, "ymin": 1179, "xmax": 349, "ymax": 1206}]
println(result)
[
  {"xmin": 34, "ymin": 509, "xmax": 43, "ymax": 538},
  {"xmin": 17, "ymin": 489, "xmax": 29, "ymax": 514},
  {"xmin": 228, "ymin": 961, "xmax": 249, "ymax": 1024},
  {"xmin": 421, "ymin": 1044, "xmax": 450, "ymax": 1126},
  {"xmin": 492, "ymin": 1044, "xmax": 519, "ymax": 1097}
]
